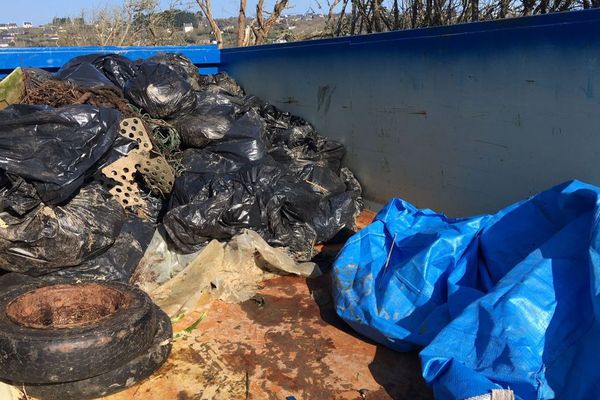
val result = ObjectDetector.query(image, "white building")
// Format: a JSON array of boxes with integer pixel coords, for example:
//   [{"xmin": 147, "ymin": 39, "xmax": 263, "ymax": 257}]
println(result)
[
  {"xmin": 23, "ymin": 22, "xmax": 32, "ymax": 28},
  {"xmin": 183, "ymin": 23, "xmax": 194, "ymax": 33}
]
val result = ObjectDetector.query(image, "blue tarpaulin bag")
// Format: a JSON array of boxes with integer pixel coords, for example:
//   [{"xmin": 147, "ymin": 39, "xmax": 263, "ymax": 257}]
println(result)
[{"xmin": 332, "ymin": 180, "xmax": 600, "ymax": 399}]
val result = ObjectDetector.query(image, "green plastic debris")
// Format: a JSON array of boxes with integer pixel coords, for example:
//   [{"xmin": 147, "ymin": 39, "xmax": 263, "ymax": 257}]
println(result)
[{"xmin": 0, "ymin": 68, "xmax": 24, "ymax": 110}]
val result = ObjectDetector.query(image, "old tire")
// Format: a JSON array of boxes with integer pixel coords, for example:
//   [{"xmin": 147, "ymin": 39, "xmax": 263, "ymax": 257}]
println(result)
[
  {"xmin": 0, "ymin": 281, "xmax": 157, "ymax": 383},
  {"xmin": 21, "ymin": 306, "xmax": 172, "ymax": 400}
]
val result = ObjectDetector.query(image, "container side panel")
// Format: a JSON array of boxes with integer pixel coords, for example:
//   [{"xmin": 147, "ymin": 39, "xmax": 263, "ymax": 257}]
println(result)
[
  {"xmin": 222, "ymin": 9, "xmax": 600, "ymax": 216},
  {"xmin": 0, "ymin": 45, "xmax": 220, "ymax": 77}
]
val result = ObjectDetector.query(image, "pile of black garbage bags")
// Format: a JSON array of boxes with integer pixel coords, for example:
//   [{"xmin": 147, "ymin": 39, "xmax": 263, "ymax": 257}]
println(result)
[{"xmin": 0, "ymin": 53, "xmax": 361, "ymax": 282}]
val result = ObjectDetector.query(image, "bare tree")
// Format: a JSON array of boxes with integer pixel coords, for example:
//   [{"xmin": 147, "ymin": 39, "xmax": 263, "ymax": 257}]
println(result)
[
  {"xmin": 195, "ymin": 0, "xmax": 223, "ymax": 48},
  {"xmin": 57, "ymin": 0, "xmax": 185, "ymax": 47},
  {"xmin": 197, "ymin": 0, "xmax": 289, "ymax": 47},
  {"xmin": 325, "ymin": 0, "xmax": 597, "ymax": 38},
  {"xmin": 252, "ymin": 0, "xmax": 290, "ymax": 44}
]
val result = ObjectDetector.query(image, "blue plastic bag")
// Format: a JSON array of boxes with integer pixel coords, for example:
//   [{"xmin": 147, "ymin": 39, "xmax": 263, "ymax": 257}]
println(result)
[{"xmin": 332, "ymin": 180, "xmax": 600, "ymax": 399}]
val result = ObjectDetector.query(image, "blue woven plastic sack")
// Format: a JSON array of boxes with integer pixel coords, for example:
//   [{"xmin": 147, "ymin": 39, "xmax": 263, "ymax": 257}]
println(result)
[{"xmin": 332, "ymin": 180, "xmax": 600, "ymax": 399}]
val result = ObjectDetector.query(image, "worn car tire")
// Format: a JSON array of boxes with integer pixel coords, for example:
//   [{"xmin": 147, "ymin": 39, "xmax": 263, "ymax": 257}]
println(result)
[
  {"xmin": 0, "ymin": 281, "xmax": 158, "ymax": 384},
  {"xmin": 21, "ymin": 306, "xmax": 172, "ymax": 400}
]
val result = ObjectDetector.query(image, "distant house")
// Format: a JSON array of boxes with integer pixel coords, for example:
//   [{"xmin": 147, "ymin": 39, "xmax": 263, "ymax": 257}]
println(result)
[
  {"xmin": 0, "ymin": 37, "xmax": 11, "ymax": 47},
  {"xmin": 8, "ymin": 23, "xmax": 17, "ymax": 29},
  {"xmin": 183, "ymin": 23, "xmax": 194, "ymax": 33},
  {"xmin": 23, "ymin": 22, "xmax": 32, "ymax": 28},
  {"xmin": 0, "ymin": 24, "xmax": 7, "ymax": 31}
]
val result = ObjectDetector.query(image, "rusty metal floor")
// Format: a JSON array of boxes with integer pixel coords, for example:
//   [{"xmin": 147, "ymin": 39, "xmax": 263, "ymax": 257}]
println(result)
[{"xmin": 106, "ymin": 211, "xmax": 433, "ymax": 400}]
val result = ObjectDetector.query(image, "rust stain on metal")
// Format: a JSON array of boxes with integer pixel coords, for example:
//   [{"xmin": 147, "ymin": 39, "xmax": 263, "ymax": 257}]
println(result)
[
  {"xmin": 106, "ymin": 263, "xmax": 432, "ymax": 400},
  {"xmin": 280, "ymin": 96, "xmax": 299, "ymax": 105},
  {"xmin": 107, "ymin": 211, "xmax": 430, "ymax": 399}
]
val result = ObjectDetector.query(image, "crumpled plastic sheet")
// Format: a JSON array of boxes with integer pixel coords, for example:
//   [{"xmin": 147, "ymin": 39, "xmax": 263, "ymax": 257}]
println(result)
[
  {"xmin": 130, "ymin": 227, "xmax": 204, "ymax": 293},
  {"xmin": 332, "ymin": 180, "xmax": 600, "ymax": 400},
  {"xmin": 137, "ymin": 229, "xmax": 321, "ymax": 317},
  {"xmin": 0, "ymin": 382, "xmax": 22, "ymax": 400}
]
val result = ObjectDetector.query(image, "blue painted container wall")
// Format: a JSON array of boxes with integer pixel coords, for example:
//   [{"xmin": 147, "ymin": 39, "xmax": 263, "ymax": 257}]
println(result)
[
  {"xmin": 221, "ymin": 9, "xmax": 600, "ymax": 216},
  {"xmin": 0, "ymin": 45, "xmax": 220, "ymax": 76}
]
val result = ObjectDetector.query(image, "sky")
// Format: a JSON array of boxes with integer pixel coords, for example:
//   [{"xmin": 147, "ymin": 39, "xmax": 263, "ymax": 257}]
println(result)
[{"xmin": 0, "ymin": 0, "xmax": 322, "ymax": 26}]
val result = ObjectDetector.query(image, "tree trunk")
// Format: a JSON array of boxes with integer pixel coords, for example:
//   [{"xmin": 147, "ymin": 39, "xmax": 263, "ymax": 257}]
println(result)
[
  {"xmin": 471, "ymin": 0, "xmax": 479, "ymax": 21},
  {"xmin": 522, "ymin": 0, "xmax": 536, "ymax": 15},
  {"xmin": 425, "ymin": 0, "xmax": 433, "ymax": 24},
  {"xmin": 411, "ymin": 0, "xmax": 421, "ymax": 28},
  {"xmin": 196, "ymin": 0, "xmax": 223, "ymax": 48},
  {"xmin": 237, "ymin": 0, "xmax": 247, "ymax": 46},
  {"xmin": 393, "ymin": 0, "xmax": 400, "ymax": 29},
  {"xmin": 499, "ymin": 0, "xmax": 509, "ymax": 17},
  {"xmin": 253, "ymin": 0, "xmax": 289, "ymax": 44}
]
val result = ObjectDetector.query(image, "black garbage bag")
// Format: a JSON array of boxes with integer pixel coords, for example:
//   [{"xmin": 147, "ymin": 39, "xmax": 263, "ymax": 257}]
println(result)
[
  {"xmin": 164, "ymin": 154, "xmax": 360, "ymax": 258},
  {"xmin": 42, "ymin": 215, "xmax": 155, "ymax": 283},
  {"xmin": 258, "ymin": 108, "xmax": 346, "ymax": 174},
  {"xmin": 169, "ymin": 149, "xmax": 247, "ymax": 209},
  {"xmin": 147, "ymin": 53, "xmax": 200, "ymax": 90},
  {"xmin": 0, "ymin": 184, "xmax": 125, "ymax": 275},
  {"xmin": 340, "ymin": 166, "xmax": 364, "ymax": 208},
  {"xmin": 199, "ymin": 72, "xmax": 245, "ymax": 97},
  {"xmin": 55, "ymin": 53, "xmax": 137, "ymax": 90},
  {"xmin": 195, "ymin": 91, "xmax": 246, "ymax": 111},
  {"xmin": 296, "ymin": 162, "xmax": 348, "ymax": 195},
  {"xmin": 175, "ymin": 93, "xmax": 267, "ymax": 161},
  {"xmin": 164, "ymin": 158, "xmax": 289, "ymax": 253},
  {"xmin": 269, "ymin": 133, "xmax": 346, "ymax": 175},
  {"xmin": 0, "ymin": 173, "xmax": 41, "ymax": 216},
  {"xmin": 0, "ymin": 104, "xmax": 120, "ymax": 205},
  {"xmin": 201, "ymin": 110, "xmax": 267, "ymax": 164},
  {"xmin": 92, "ymin": 54, "xmax": 137, "ymax": 89},
  {"xmin": 173, "ymin": 92, "xmax": 241, "ymax": 148},
  {"xmin": 164, "ymin": 72, "xmax": 362, "ymax": 257},
  {"xmin": 124, "ymin": 62, "xmax": 197, "ymax": 119},
  {"xmin": 55, "ymin": 55, "xmax": 118, "ymax": 89},
  {"xmin": 174, "ymin": 112, "xmax": 230, "ymax": 148}
]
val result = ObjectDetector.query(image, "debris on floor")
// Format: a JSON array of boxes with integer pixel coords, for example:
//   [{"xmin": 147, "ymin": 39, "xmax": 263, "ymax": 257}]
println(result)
[{"xmin": 146, "ymin": 229, "xmax": 321, "ymax": 317}]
